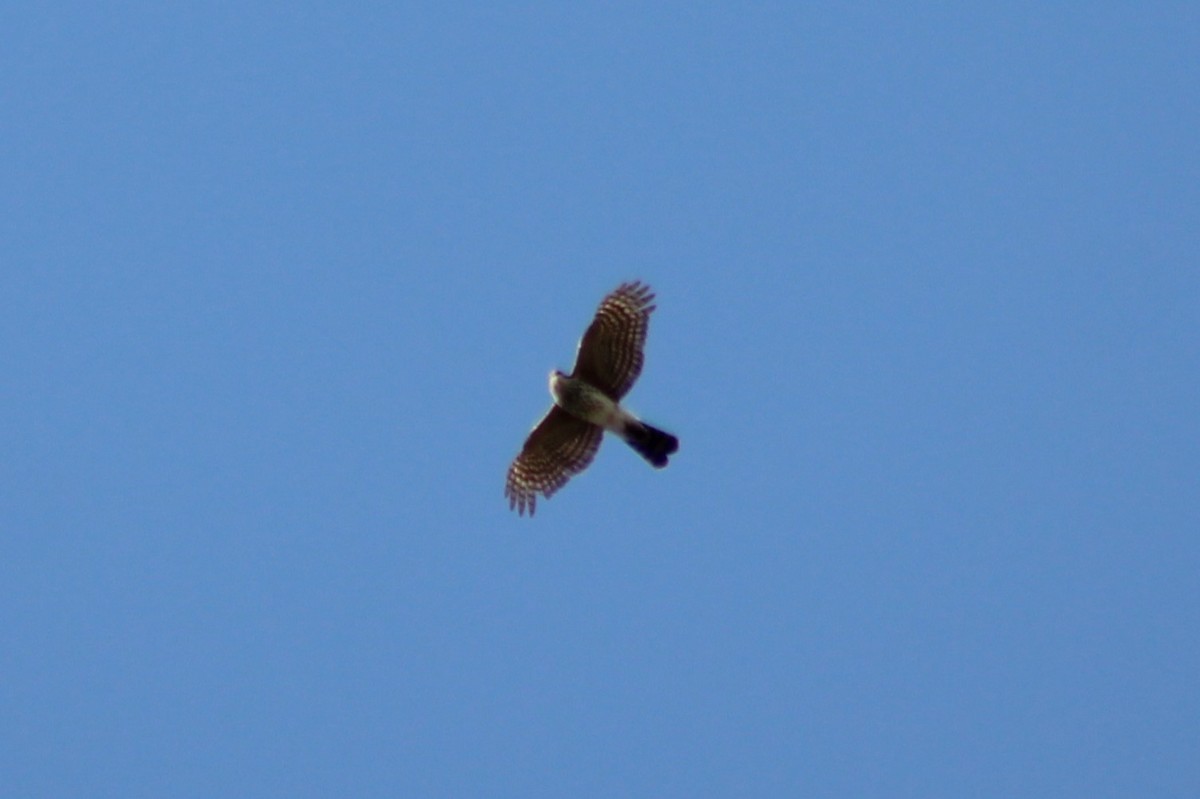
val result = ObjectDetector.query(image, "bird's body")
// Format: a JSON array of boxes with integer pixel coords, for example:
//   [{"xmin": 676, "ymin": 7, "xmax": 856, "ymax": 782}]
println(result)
[
  {"xmin": 550, "ymin": 370, "xmax": 678, "ymax": 468},
  {"xmin": 505, "ymin": 281, "xmax": 679, "ymax": 516},
  {"xmin": 549, "ymin": 370, "xmax": 620, "ymax": 428}
]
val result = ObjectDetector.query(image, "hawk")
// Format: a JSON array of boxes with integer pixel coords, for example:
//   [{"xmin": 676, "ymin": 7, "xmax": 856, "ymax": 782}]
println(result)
[{"xmin": 505, "ymin": 281, "xmax": 679, "ymax": 516}]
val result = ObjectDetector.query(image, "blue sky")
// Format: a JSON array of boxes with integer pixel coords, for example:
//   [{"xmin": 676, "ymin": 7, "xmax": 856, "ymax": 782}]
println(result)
[{"xmin": 3, "ymin": 3, "xmax": 1197, "ymax": 796}]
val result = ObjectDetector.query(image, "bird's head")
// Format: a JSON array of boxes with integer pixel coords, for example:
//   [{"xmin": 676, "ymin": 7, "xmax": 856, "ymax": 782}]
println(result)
[{"xmin": 548, "ymin": 369, "xmax": 567, "ymax": 401}]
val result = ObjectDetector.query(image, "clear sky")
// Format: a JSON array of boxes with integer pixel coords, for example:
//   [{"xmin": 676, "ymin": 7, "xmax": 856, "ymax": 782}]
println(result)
[{"xmin": 3, "ymin": 3, "xmax": 1197, "ymax": 797}]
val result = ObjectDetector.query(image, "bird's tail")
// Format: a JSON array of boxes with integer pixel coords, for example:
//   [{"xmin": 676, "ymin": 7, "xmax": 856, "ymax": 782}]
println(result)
[{"xmin": 622, "ymin": 421, "xmax": 679, "ymax": 468}]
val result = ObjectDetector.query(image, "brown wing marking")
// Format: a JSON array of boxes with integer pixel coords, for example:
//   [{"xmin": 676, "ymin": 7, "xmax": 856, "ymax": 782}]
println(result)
[
  {"xmin": 505, "ymin": 406, "xmax": 603, "ymax": 516},
  {"xmin": 572, "ymin": 281, "xmax": 656, "ymax": 400}
]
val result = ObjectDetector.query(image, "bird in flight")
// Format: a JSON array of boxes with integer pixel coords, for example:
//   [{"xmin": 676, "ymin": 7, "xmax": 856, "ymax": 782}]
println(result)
[{"xmin": 505, "ymin": 281, "xmax": 679, "ymax": 516}]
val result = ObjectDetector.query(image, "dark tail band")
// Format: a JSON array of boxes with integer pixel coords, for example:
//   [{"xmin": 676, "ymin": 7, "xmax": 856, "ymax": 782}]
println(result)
[{"xmin": 624, "ymin": 422, "xmax": 679, "ymax": 468}]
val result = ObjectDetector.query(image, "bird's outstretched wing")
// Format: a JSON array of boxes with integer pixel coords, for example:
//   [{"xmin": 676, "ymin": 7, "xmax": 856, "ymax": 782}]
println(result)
[
  {"xmin": 571, "ymin": 281, "xmax": 656, "ymax": 400},
  {"xmin": 505, "ymin": 406, "xmax": 603, "ymax": 516}
]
